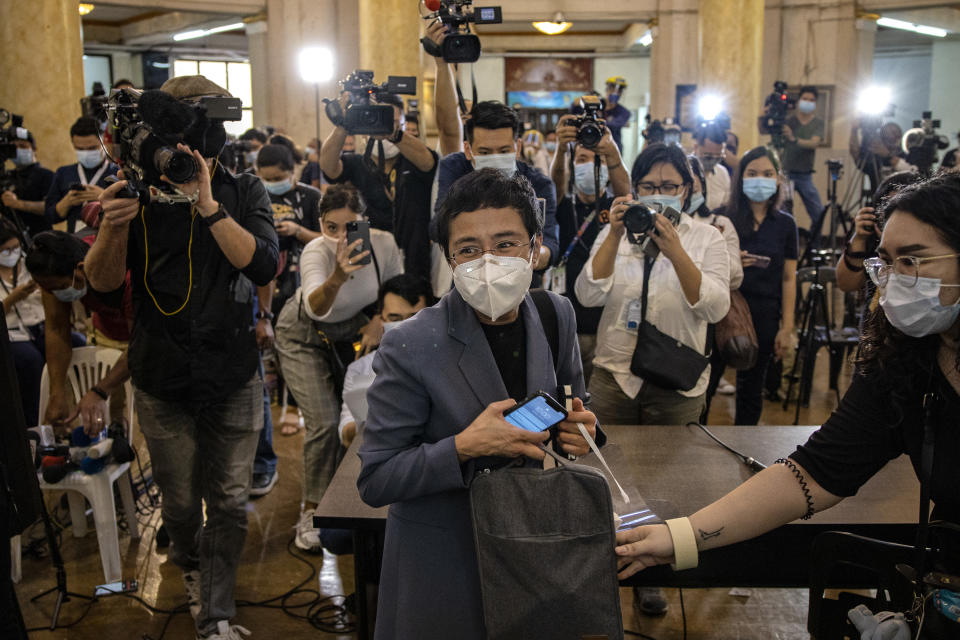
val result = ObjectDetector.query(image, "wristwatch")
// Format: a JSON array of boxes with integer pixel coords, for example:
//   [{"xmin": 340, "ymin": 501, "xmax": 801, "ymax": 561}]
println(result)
[
  {"xmin": 201, "ymin": 202, "xmax": 229, "ymax": 226},
  {"xmin": 256, "ymin": 310, "xmax": 274, "ymax": 321}
]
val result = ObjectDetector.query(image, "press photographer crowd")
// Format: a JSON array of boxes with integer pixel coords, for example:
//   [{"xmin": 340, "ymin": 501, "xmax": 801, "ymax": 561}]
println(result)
[{"xmin": 3, "ymin": 1, "xmax": 960, "ymax": 639}]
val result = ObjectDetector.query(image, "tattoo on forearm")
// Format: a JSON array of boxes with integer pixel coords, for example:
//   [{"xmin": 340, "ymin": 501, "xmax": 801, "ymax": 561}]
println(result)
[{"xmin": 699, "ymin": 527, "xmax": 724, "ymax": 541}]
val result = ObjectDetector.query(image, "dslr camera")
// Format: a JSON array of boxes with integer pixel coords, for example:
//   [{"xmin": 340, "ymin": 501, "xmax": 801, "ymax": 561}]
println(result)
[
  {"xmin": 571, "ymin": 96, "xmax": 606, "ymax": 149},
  {"xmin": 107, "ymin": 87, "xmax": 242, "ymax": 204},
  {"xmin": 760, "ymin": 80, "xmax": 795, "ymax": 147},
  {"xmin": 326, "ymin": 71, "xmax": 416, "ymax": 136},
  {"xmin": 622, "ymin": 202, "xmax": 682, "ymax": 259},
  {"xmin": 427, "ymin": 0, "xmax": 502, "ymax": 63}
]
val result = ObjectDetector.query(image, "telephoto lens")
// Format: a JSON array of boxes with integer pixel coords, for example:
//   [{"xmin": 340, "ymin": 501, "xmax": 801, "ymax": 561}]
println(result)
[
  {"xmin": 154, "ymin": 146, "xmax": 198, "ymax": 184},
  {"xmin": 623, "ymin": 203, "xmax": 656, "ymax": 235}
]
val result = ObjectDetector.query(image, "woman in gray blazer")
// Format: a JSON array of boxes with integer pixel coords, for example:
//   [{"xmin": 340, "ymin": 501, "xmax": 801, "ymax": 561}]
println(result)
[{"xmin": 358, "ymin": 169, "xmax": 600, "ymax": 639}]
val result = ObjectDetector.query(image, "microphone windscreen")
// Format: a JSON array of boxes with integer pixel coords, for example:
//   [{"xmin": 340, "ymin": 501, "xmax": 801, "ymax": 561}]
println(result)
[
  {"xmin": 41, "ymin": 455, "xmax": 66, "ymax": 468},
  {"xmin": 42, "ymin": 462, "xmax": 73, "ymax": 484},
  {"xmin": 424, "ymin": 0, "xmax": 442, "ymax": 10},
  {"xmin": 71, "ymin": 426, "xmax": 93, "ymax": 447},
  {"xmin": 139, "ymin": 90, "xmax": 197, "ymax": 137},
  {"xmin": 80, "ymin": 457, "xmax": 106, "ymax": 475}
]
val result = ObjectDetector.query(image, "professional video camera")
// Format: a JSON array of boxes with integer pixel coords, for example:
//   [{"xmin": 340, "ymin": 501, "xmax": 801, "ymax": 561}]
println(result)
[
  {"xmin": 622, "ymin": 202, "xmax": 682, "ymax": 259},
  {"xmin": 571, "ymin": 96, "xmax": 606, "ymax": 149},
  {"xmin": 760, "ymin": 80, "xmax": 795, "ymax": 148},
  {"xmin": 641, "ymin": 116, "xmax": 681, "ymax": 147},
  {"xmin": 902, "ymin": 111, "xmax": 950, "ymax": 175},
  {"xmin": 325, "ymin": 70, "xmax": 416, "ymax": 136},
  {"xmin": 0, "ymin": 108, "xmax": 28, "ymax": 165},
  {"xmin": 81, "ymin": 82, "xmax": 109, "ymax": 124},
  {"xmin": 422, "ymin": 0, "xmax": 502, "ymax": 63},
  {"xmin": 107, "ymin": 87, "xmax": 242, "ymax": 204}
]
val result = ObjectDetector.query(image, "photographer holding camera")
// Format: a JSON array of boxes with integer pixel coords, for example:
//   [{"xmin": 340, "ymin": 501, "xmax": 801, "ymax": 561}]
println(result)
[
  {"xmin": 85, "ymin": 76, "xmax": 278, "ymax": 640},
  {"xmin": 45, "ymin": 116, "xmax": 118, "ymax": 233},
  {"xmin": 320, "ymin": 79, "xmax": 437, "ymax": 280},
  {"xmin": 2, "ymin": 130, "xmax": 54, "ymax": 236},
  {"xmin": 693, "ymin": 123, "xmax": 732, "ymax": 211},
  {"xmin": 435, "ymin": 101, "xmax": 559, "ymax": 276},
  {"xmin": 781, "ymin": 86, "xmax": 825, "ymax": 234}
]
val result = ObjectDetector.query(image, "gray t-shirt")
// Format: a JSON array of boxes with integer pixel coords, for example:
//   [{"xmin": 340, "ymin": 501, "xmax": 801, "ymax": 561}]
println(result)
[{"xmin": 783, "ymin": 115, "xmax": 824, "ymax": 173}]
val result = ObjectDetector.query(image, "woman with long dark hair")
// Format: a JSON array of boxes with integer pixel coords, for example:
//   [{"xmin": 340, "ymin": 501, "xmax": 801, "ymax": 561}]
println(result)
[
  {"xmin": 723, "ymin": 146, "xmax": 799, "ymax": 425},
  {"xmin": 615, "ymin": 173, "xmax": 960, "ymax": 638}
]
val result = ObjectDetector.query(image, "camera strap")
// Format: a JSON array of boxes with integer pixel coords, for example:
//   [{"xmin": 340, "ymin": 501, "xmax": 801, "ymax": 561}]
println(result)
[
  {"xmin": 77, "ymin": 161, "xmax": 108, "ymax": 188},
  {"xmin": 452, "ymin": 64, "xmax": 478, "ymax": 117}
]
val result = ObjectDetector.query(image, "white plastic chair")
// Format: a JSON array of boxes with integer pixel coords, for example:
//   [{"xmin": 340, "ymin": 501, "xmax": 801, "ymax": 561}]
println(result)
[{"xmin": 35, "ymin": 346, "xmax": 139, "ymax": 584}]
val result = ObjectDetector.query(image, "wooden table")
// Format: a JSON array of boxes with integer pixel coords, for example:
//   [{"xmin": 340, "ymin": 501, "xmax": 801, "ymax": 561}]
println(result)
[{"xmin": 315, "ymin": 424, "xmax": 919, "ymax": 639}]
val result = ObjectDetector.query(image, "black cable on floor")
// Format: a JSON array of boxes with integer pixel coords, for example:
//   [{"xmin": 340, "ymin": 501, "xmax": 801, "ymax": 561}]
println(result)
[{"xmin": 679, "ymin": 587, "xmax": 687, "ymax": 640}]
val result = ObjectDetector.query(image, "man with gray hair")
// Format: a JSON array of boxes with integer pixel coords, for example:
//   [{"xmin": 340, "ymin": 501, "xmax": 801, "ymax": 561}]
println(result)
[{"xmin": 85, "ymin": 75, "xmax": 278, "ymax": 640}]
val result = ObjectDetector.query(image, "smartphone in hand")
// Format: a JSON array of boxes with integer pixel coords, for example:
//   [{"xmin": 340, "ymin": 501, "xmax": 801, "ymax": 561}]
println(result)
[
  {"xmin": 744, "ymin": 253, "xmax": 771, "ymax": 268},
  {"xmin": 503, "ymin": 391, "xmax": 568, "ymax": 432},
  {"xmin": 346, "ymin": 220, "xmax": 372, "ymax": 265}
]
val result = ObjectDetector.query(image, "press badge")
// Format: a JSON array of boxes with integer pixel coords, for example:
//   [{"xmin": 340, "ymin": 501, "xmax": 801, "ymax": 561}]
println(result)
[
  {"xmin": 619, "ymin": 299, "xmax": 643, "ymax": 331},
  {"xmin": 550, "ymin": 264, "xmax": 566, "ymax": 295}
]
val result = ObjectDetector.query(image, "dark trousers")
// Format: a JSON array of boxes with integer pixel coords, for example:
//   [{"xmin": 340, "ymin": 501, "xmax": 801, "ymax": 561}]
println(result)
[
  {"xmin": 701, "ymin": 346, "xmax": 727, "ymax": 424},
  {"xmin": 735, "ymin": 296, "xmax": 781, "ymax": 425}
]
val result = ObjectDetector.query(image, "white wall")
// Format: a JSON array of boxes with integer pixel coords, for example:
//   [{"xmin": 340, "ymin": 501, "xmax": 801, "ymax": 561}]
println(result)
[
  {"xmin": 594, "ymin": 56, "xmax": 651, "ymax": 167},
  {"xmin": 930, "ymin": 40, "xmax": 960, "ymax": 144},
  {"xmin": 872, "ymin": 49, "xmax": 932, "ymax": 134},
  {"xmin": 456, "ymin": 56, "xmax": 505, "ymax": 103}
]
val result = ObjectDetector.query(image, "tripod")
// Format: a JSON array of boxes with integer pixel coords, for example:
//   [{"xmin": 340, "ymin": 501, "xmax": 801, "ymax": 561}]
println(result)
[
  {"xmin": 783, "ymin": 254, "xmax": 843, "ymax": 424},
  {"xmin": 29, "ymin": 494, "xmax": 93, "ymax": 629}
]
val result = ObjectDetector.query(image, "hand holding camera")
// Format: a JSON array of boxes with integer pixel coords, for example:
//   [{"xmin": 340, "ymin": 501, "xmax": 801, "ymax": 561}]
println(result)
[
  {"xmin": 555, "ymin": 114, "xmax": 578, "ymax": 148},
  {"xmin": 853, "ymin": 206, "xmax": 879, "ymax": 240},
  {"xmin": 99, "ymin": 175, "xmax": 140, "ymax": 230},
  {"xmin": 607, "ymin": 195, "xmax": 633, "ymax": 239},
  {"xmin": 160, "ymin": 143, "xmax": 218, "ymax": 216}
]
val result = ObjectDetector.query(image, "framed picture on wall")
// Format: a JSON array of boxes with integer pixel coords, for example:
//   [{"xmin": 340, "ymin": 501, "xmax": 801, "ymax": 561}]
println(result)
[
  {"xmin": 674, "ymin": 84, "xmax": 698, "ymax": 132},
  {"xmin": 505, "ymin": 57, "xmax": 592, "ymax": 109}
]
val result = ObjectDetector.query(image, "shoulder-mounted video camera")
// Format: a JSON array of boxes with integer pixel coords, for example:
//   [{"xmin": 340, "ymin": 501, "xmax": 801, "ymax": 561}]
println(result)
[
  {"xmin": 0, "ymin": 108, "xmax": 28, "ymax": 165},
  {"xmin": 760, "ymin": 80, "xmax": 795, "ymax": 147},
  {"xmin": 571, "ymin": 96, "xmax": 606, "ymax": 149},
  {"xmin": 422, "ymin": 0, "xmax": 502, "ymax": 63},
  {"xmin": 902, "ymin": 111, "xmax": 950, "ymax": 175},
  {"xmin": 107, "ymin": 88, "xmax": 242, "ymax": 205},
  {"xmin": 642, "ymin": 116, "xmax": 682, "ymax": 147},
  {"xmin": 622, "ymin": 202, "xmax": 682, "ymax": 259},
  {"xmin": 324, "ymin": 71, "xmax": 416, "ymax": 136}
]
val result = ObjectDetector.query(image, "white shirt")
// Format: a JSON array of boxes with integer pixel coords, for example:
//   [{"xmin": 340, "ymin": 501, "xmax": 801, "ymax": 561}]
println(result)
[
  {"xmin": 337, "ymin": 351, "xmax": 377, "ymax": 443},
  {"xmin": 299, "ymin": 229, "xmax": 404, "ymax": 323},
  {"xmin": 705, "ymin": 163, "xmax": 731, "ymax": 211},
  {"xmin": 1, "ymin": 261, "xmax": 44, "ymax": 342},
  {"xmin": 693, "ymin": 213, "xmax": 744, "ymax": 289},
  {"xmin": 574, "ymin": 213, "xmax": 731, "ymax": 398}
]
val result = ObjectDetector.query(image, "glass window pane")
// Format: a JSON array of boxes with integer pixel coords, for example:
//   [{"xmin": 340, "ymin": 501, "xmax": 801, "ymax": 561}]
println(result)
[
  {"xmin": 198, "ymin": 61, "xmax": 227, "ymax": 90},
  {"xmin": 227, "ymin": 62, "xmax": 252, "ymax": 107},
  {"xmin": 173, "ymin": 59, "xmax": 198, "ymax": 77},
  {"xmin": 225, "ymin": 109, "xmax": 253, "ymax": 138}
]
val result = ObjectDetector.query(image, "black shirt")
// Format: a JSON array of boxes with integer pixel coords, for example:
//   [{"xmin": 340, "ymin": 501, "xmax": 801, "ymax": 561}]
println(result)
[
  {"xmin": 392, "ymin": 149, "xmax": 439, "ymax": 281},
  {"xmin": 323, "ymin": 153, "xmax": 395, "ymax": 232},
  {"xmin": 268, "ymin": 183, "xmax": 321, "ymax": 255},
  {"xmin": 10, "ymin": 163, "xmax": 54, "ymax": 235},
  {"xmin": 123, "ymin": 168, "xmax": 279, "ymax": 402},
  {"xmin": 738, "ymin": 209, "xmax": 799, "ymax": 302},
  {"xmin": 481, "ymin": 314, "xmax": 527, "ymax": 403},
  {"xmin": 556, "ymin": 193, "xmax": 610, "ymax": 335},
  {"xmin": 45, "ymin": 160, "xmax": 119, "ymax": 233},
  {"xmin": 791, "ymin": 365, "xmax": 960, "ymax": 524}
]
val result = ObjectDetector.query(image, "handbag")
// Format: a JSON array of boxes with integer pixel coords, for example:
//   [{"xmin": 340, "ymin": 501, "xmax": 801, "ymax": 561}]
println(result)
[
  {"xmin": 714, "ymin": 289, "xmax": 759, "ymax": 370},
  {"xmin": 629, "ymin": 256, "xmax": 709, "ymax": 392}
]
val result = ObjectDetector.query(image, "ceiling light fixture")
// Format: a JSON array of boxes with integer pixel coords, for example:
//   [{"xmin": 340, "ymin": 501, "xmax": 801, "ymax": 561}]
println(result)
[
  {"xmin": 173, "ymin": 22, "xmax": 245, "ymax": 42},
  {"xmin": 533, "ymin": 12, "xmax": 572, "ymax": 36},
  {"xmin": 79, "ymin": 3, "xmax": 94, "ymax": 15},
  {"xmin": 637, "ymin": 30, "xmax": 653, "ymax": 47},
  {"xmin": 877, "ymin": 16, "xmax": 947, "ymax": 38}
]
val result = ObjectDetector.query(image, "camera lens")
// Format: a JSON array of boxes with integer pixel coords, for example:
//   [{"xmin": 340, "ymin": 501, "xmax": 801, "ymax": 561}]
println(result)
[
  {"xmin": 577, "ymin": 123, "xmax": 604, "ymax": 149},
  {"xmin": 623, "ymin": 204, "xmax": 656, "ymax": 234},
  {"xmin": 155, "ymin": 147, "xmax": 198, "ymax": 184}
]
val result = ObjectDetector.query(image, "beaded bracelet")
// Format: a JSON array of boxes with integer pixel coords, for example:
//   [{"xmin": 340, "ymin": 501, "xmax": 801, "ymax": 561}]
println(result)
[{"xmin": 775, "ymin": 458, "xmax": 815, "ymax": 520}]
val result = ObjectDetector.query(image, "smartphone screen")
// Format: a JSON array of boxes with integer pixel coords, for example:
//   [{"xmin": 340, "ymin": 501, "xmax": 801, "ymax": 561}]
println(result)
[
  {"xmin": 504, "ymin": 394, "xmax": 567, "ymax": 432},
  {"xmin": 346, "ymin": 220, "xmax": 371, "ymax": 265}
]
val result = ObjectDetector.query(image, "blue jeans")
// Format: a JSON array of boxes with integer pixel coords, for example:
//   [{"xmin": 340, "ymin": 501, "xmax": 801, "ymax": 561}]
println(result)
[
  {"xmin": 789, "ymin": 172, "xmax": 824, "ymax": 241},
  {"xmin": 135, "ymin": 375, "xmax": 263, "ymax": 636},
  {"xmin": 253, "ymin": 358, "xmax": 277, "ymax": 475}
]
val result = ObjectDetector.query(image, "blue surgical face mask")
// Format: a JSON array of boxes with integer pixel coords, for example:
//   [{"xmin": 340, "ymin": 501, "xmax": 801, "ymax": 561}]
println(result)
[
  {"xmin": 545, "ymin": 141, "xmax": 557, "ymax": 153},
  {"xmin": 53, "ymin": 282, "xmax": 87, "ymax": 302},
  {"xmin": 607, "ymin": 93, "xmax": 620, "ymax": 105},
  {"xmin": 262, "ymin": 178, "xmax": 292, "ymax": 195},
  {"xmin": 664, "ymin": 132, "xmax": 681, "ymax": 146},
  {"xmin": 15, "ymin": 148, "xmax": 35, "ymax": 167},
  {"xmin": 686, "ymin": 192, "xmax": 706, "ymax": 215},
  {"xmin": 76, "ymin": 149, "xmax": 103, "ymax": 169},
  {"xmin": 743, "ymin": 177, "xmax": 778, "ymax": 203},
  {"xmin": 797, "ymin": 100, "xmax": 816, "ymax": 114},
  {"xmin": 473, "ymin": 152, "xmax": 517, "ymax": 177},
  {"xmin": 574, "ymin": 162, "xmax": 609, "ymax": 195},
  {"xmin": 880, "ymin": 273, "xmax": 960, "ymax": 338},
  {"xmin": 636, "ymin": 194, "xmax": 684, "ymax": 213},
  {"xmin": 245, "ymin": 150, "xmax": 258, "ymax": 166}
]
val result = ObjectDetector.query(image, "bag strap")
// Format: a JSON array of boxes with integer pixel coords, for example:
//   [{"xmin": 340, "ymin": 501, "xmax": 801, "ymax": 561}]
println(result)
[
  {"xmin": 914, "ymin": 389, "xmax": 938, "ymax": 578},
  {"xmin": 640, "ymin": 255, "xmax": 654, "ymax": 321},
  {"xmin": 530, "ymin": 289, "xmax": 559, "ymax": 372}
]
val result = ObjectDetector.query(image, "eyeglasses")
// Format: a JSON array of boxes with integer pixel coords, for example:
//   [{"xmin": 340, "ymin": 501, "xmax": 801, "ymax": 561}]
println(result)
[
  {"xmin": 864, "ymin": 254, "xmax": 960, "ymax": 288},
  {"xmin": 450, "ymin": 238, "xmax": 534, "ymax": 265},
  {"xmin": 635, "ymin": 182, "xmax": 681, "ymax": 196}
]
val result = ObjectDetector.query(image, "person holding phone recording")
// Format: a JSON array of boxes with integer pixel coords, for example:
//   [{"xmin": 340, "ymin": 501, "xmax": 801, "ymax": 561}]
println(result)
[
  {"xmin": 723, "ymin": 147, "xmax": 799, "ymax": 425},
  {"xmin": 274, "ymin": 184, "xmax": 402, "ymax": 552}
]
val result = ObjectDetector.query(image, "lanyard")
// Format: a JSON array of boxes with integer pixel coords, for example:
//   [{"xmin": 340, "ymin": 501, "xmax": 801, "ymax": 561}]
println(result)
[
  {"xmin": 78, "ymin": 161, "xmax": 108, "ymax": 188},
  {"xmin": 559, "ymin": 208, "xmax": 598, "ymax": 265}
]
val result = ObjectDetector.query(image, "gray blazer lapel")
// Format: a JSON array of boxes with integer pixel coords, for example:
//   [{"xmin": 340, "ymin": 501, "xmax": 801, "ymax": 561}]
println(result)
[
  {"xmin": 521, "ymin": 294, "xmax": 558, "ymax": 397},
  {"xmin": 447, "ymin": 290, "xmax": 509, "ymax": 407}
]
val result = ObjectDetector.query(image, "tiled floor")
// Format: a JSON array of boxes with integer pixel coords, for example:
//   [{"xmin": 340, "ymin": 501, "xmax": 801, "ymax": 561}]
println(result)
[{"xmin": 14, "ymin": 347, "xmax": 850, "ymax": 639}]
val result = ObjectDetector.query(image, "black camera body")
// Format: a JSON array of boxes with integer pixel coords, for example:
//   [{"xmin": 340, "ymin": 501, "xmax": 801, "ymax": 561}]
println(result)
[
  {"xmin": 334, "ymin": 71, "xmax": 417, "ymax": 136},
  {"xmin": 81, "ymin": 82, "xmax": 109, "ymax": 124},
  {"xmin": 0, "ymin": 109, "xmax": 27, "ymax": 165},
  {"xmin": 760, "ymin": 80, "xmax": 796, "ymax": 146},
  {"xmin": 434, "ymin": 0, "xmax": 502, "ymax": 63},
  {"xmin": 108, "ymin": 88, "xmax": 242, "ymax": 204},
  {"xmin": 623, "ymin": 203, "xmax": 682, "ymax": 259},
  {"xmin": 572, "ymin": 96, "xmax": 606, "ymax": 149},
  {"xmin": 903, "ymin": 110, "xmax": 950, "ymax": 174}
]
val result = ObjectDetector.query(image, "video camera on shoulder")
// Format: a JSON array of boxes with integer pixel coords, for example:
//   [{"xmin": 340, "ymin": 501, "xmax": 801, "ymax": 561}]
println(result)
[
  {"xmin": 902, "ymin": 110, "xmax": 950, "ymax": 175},
  {"xmin": 759, "ymin": 80, "xmax": 795, "ymax": 147},
  {"xmin": 107, "ymin": 87, "xmax": 242, "ymax": 205},
  {"xmin": 425, "ymin": 0, "xmax": 502, "ymax": 63},
  {"xmin": 623, "ymin": 202, "xmax": 682, "ymax": 259},
  {"xmin": 571, "ymin": 96, "xmax": 606, "ymax": 149},
  {"xmin": 642, "ymin": 115, "xmax": 681, "ymax": 147},
  {"xmin": 0, "ymin": 108, "xmax": 28, "ymax": 165},
  {"xmin": 326, "ymin": 71, "xmax": 416, "ymax": 136}
]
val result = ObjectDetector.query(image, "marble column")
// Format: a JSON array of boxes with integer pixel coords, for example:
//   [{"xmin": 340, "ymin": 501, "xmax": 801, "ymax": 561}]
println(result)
[
  {"xmin": 0, "ymin": 0, "xmax": 85, "ymax": 169},
  {"xmin": 649, "ymin": 1, "xmax": 699, "ymax": 128},
  {"xmin": 358, "ymin": 0, "xmax": 424, "ymax": 95},
  {"xmin": 698, "ymin": 0, "xmax": 764, "ymax": 152}
]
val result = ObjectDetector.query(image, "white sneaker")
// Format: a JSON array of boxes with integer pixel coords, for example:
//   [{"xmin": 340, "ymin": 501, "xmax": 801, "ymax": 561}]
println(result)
[
  {"xmin": 294, "ymin": 509, "xmax": 323, "ymax": 553},
  {"xmin": 200, "ymin": 620, "xmax": 252, "ymax": 639},
  {"xmin": 182, "ymin": 569, "xmax": 202, "ymax": 621},
  {"xmin": 717, "ymin": 378, "xmax": 736, "ymax": 395}
]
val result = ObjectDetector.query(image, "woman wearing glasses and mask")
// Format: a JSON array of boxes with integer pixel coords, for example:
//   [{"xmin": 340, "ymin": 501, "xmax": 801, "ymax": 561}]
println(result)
[{"xmin": 615, "ymin": 173, "xmax": 960, "ymax": 638}]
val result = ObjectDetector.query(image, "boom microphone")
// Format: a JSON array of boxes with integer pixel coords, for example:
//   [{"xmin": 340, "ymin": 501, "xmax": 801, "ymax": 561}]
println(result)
[
  {"xmin": 138, "ymin": 89, "xmax": 197, "ymax": 137},
  {"xmin": 42, "ymin": 458, "xmax": 79, "ymax": 484}
]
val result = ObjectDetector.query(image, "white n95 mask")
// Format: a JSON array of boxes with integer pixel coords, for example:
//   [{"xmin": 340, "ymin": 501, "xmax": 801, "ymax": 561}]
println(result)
[
  {"xmin": 473, "ymin": 153, "xmax": 517, "ymax": 177},
  {"xmin": 452, "ymin": 253, "xmax": 533, "ymax": 321}
]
